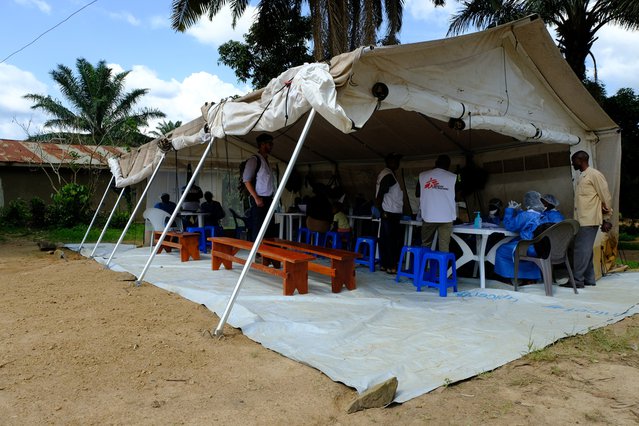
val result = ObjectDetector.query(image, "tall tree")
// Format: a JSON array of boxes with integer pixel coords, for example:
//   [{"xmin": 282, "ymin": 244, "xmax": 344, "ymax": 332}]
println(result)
[
  {"xmin": 218, "ymin": 3, "xmax": 313, "ymax": 88},
  {"xmin": 442, "ymin": 0, "xmax": 639, "ymax": 80},
  {"xmin": 24, "ymin": 58, "xmax": 165, "ymax": 147},
  {"xmin": 170, "ymin": 0, "xmax": 406, "ymax": 60},
  {"xmin": 150, "ymin": 120, "xmax": 183, "ymax": 138}
]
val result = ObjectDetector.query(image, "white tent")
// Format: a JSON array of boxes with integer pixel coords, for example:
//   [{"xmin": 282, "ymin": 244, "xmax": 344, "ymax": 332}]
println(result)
[{"xmin": 104, "ymin": 15, "xmax": 620, "ymax": 327}]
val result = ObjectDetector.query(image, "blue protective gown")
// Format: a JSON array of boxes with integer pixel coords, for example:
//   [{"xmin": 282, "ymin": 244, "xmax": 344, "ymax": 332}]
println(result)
[
  {"xmin": 540, "ymin": 209, "xmax": 564, "ymax": 225},
  {"xmin": 494, "ymin": 208, "xmax": 542, "ymax": 280}
]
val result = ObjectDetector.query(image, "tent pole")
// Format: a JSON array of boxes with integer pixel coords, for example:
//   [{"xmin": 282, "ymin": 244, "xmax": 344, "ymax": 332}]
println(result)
[
  {"xmin": 136, "ymin": 138, "xmax": 215, "ymax": 285},
  {"xmin": 104, "ymin": 153, "xmax": 166, "ymax": 269},
  {"xmin": 213, "ymin": 109, "xmax": 317, "ymax": 337},
  {"xmin": 89, "ymin": 186, "xmax": 126, "ymax": 258},
  {"xmin": 79, "ymin": 175, "xmax": 114, "ymax": 252}
]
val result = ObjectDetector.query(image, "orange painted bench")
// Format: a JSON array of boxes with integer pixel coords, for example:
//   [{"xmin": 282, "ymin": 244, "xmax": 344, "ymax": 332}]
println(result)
[
  {"xmin": 263, "ymin": 238, "xmax": 361, "ymax": 293},
  {"xmin": 153, "ymin": 231, "xmax": 201, "ymax": 262},
  {"xmin": 208, "ymin": 237, "xmax": 315, "ymax": 296}
]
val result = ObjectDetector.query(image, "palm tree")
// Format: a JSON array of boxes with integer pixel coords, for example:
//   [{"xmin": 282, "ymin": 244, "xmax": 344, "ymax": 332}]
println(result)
[
  {"xmin": 170, "ymin": 0, "xmax": 406, "ymax": 60},
  {"xmin": 24, "ymin": 58, "xmax": 165, "ymax": 146},
  {"xmin": 443, "ymin": 0, "xmax": 639, "ymax": 80},
  {"xmin": 150, "ymin": 120, "xmax": 183, "ymax": 138}
]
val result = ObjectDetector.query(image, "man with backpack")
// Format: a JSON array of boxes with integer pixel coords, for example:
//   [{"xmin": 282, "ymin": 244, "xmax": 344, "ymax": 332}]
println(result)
[{"xmin": 242, "ymin": 133, "xmax": 276, "ymax": 241}]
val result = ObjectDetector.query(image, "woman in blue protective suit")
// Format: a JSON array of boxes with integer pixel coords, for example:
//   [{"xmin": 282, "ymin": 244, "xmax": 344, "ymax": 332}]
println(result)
[
  {"xmin": 540, "ymin": 193, "xmax": 565, "ymax": 224},
  {"xmin": 494, "ymin": 191, "xmax": 545, "ymax": 282}
]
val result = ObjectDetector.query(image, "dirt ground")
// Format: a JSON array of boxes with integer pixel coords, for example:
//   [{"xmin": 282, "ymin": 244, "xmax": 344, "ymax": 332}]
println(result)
[{"xmin": 1, "ymin": 238, "xmax": 639, "ymax": 425}]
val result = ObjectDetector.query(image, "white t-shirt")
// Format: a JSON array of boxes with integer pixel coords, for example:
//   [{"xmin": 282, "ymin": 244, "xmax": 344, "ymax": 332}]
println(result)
[
  {"xmin": 419, "ymin": 168, "xmax": 457, "ymax": 223},
  {"xmin": 243, "ymin": 154, "xmax": 274, "ymax": 197},
  {"xmin": 376, "ymin": 168, "xmax": 403, "ymax": 214}
]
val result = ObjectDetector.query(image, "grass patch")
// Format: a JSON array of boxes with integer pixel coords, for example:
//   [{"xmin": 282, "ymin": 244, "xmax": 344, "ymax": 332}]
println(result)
[
  {"xmin": 619, "ymin": 241, "xmax": 639, "ymax": 251},
  {"xmin": 0, "ymin": 223, "xmax": 145, "ymax": 245},
  {"xmin": 526, "ymin": 346, "xmax": 557, "ymax": 362}
]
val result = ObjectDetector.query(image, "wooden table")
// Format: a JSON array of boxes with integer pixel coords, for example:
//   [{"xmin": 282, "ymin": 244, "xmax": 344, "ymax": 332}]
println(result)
[
  {"xmin": 263, "ymin": 238, "xmax": 361, "ymax": 293},
  {"xmin": 153, "ymin": 231, "xmax": 201, "ymax": 262},
  {"xmin": 209, "ymin": 237, "xmax": 315, "ymax": 296}
]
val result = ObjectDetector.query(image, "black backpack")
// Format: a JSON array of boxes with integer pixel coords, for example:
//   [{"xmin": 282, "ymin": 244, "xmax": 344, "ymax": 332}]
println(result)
[{"xmin": 238, "ymin": 154, "xmax": 261, "ymax": 200}]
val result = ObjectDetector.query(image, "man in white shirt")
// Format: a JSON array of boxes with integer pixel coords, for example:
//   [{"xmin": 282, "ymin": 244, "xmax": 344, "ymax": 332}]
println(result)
[
  {"xmin": 243, "ymin": 133, "xmax": 276, "ymax": 241},
  {"xmin": 417, "ymin": 155, "xmax": 457, "ymax": 252},
  {"xmin": 375, "ymin": 153, "xmax": 405, "ymax": 274}
]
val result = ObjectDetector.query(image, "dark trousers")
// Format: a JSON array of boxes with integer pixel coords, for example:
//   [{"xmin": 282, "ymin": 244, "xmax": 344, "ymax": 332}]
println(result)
[
  {"xmin": 379, "ymin": 212, "xmax": 403, "ymax": 270},
  {"xmin": 573, "ymin": 225, "xmax": 598, "ymax": 286},
  {"xmin": 249, "ymin": 196, "xmax": 275, "ymax": 242}
]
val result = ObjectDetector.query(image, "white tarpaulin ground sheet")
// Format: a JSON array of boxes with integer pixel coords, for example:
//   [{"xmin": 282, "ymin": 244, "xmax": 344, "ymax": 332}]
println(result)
[{"xmin": 74, "ymin": 243, "xmax": 639, "ymax": 403}]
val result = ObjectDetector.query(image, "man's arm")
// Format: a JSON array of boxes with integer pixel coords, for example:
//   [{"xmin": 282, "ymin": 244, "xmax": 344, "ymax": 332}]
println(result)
[
  {"xmin": 593, "ymin": 171, "xmax": 613, "ymax": 224},
  {"xmin": 375, "ymin": 174, "xmax": 395, "ymax": 216},
  {"xmin": 243, "ymin": 157, "xmax": 263, "ymax": 207}
]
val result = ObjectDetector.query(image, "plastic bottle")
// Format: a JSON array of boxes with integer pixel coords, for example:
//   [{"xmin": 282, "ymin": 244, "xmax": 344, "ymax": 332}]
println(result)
[{"xmin": 473, "ymin": 211, "xmax": 482, "ymax": 229}]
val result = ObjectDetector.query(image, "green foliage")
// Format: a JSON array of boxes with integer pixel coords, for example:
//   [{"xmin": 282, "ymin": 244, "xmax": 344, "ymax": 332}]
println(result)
[
  {"xmin": 110, "ymin": 211, "xmax": 130, "ymax": 228},
  {"xmin": 0, "ymin": 198, "xmax": 31, "ymax": 227},
  {"xmin": 46, "ymin": 183, "xmax": 91, "ymax": 227},
  {"xmin": 29, "ymin": 197, "xmax": 47, "ymax": 228},
  {"xmin": 619, "ymin": 224, "xmax": 639, "ymax": 236},
  {"xmin": 23, "ymin": 58, "xmax": 165, "ymax": 146},
  {"xmin": 218, "ymin": 7, "xmax": 313, "ymax": 88},
  {"xmin": 150, "ymin": 120, "xmax": 183, "ymax": 138}
]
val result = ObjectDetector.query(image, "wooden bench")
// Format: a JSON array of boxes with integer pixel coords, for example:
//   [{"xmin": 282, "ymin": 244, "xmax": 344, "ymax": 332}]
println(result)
[
  {"xmin": 153, "ymin": 231, "xmax": 201, "ymax": 262},
  {"xmin": 208, "ymin": 237, "xmax": 315, "ymax": 296},
  {"xmin": 263, "ymin": 238, "xmax": 361, "ymax": 293}
]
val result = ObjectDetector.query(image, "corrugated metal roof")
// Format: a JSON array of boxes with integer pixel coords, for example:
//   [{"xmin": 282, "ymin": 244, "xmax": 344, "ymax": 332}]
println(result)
[{"xmin": 0, "ymin": 139, "xmax": 128, "ymax": 167}]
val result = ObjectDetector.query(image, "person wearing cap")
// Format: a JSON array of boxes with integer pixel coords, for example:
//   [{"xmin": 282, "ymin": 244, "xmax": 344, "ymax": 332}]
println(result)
[
  {"xmin": 200, "ymin": 191, "xmax": 226, "ymax": 227},
  {"xmin": 154, "ymin": 193, "xmax": 177, "ymax": 215},
  {"xmin": 374, "ymin": 153, "xmax": 405, "ymax": 274},
  {"xmin": 494, "ymin": 191, "xmax": 545, "ymax": 282},
  {"xmin": 416, "ymin": 154, "xmax": 457, "ymax": 252},
  {"xmin": 243, "ymin": 133, "xmax": 276, "ymax": 241},
  {"xmin": 540, "ymin": 193, "xmax": 565, "ymax": 224}
]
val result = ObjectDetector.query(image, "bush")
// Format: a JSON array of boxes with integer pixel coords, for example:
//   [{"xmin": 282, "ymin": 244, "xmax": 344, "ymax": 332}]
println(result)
[
  {"xmin": 29, "ymin": 197, "xmax": 46, "ymax": 228},
  {"xmin": 46, "ymin": 183, "xmax": 91, "ymax": 228},
  {"xmin": 0, "ymin": 198, "xmax": 31, "ymax": 227},
  {"xmin": 619, "ymin": 223, "xmax": 639, "ymax": 236},
  {"xmin": 110, "ymin": 211, "xmax": 130, "ymax": 228}
]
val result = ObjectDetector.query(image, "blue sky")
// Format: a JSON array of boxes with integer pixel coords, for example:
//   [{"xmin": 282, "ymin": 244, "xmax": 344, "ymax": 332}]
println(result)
[{"xmin": 1, "ymin": 0, "xmax": 638, "ymax": 140}]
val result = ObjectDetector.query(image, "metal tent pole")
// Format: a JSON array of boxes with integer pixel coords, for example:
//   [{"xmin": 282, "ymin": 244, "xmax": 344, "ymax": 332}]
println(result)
[
  {"xmin": 214, "ymin": 109, "xmax": 317, "ymax": 337},
  {"xmin": 104, "ymin": 153, "xmax": 166, "ymax": 269},
  {"xmin": 136, "ymin": 138, "xmax": 215, "ymax": 285},
  {"xmin": 89, "ymin": 187, "xmax": 126, "ymax": 258},
  {"xmin": 79, "ymin": 175, "xmax": 114, "ymax": 252}
]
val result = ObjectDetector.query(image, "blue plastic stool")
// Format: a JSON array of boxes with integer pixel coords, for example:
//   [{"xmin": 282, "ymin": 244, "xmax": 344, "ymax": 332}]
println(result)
[
  {"xmin": 297, "ymin": 227, "xmax": 311, "ymax": 243},
  {"xmin": 354, "ymin": 236, "xmax": 378, "ymax": 272},
  {"xmin": 396, "ymin": 246, "xmax": 431, "ymax": 283},
  {"xmin": 417, "ymin": 250, "xmax": 458, "ymax": 296},
  {"xmin": 310, "ymin": 231, "xmax": 326, "ymax": 246},
  {"xmin": 204, "ymin": 225, "xmax": 223, "ymax": 250},
  {"xmin": 324, "ymin": 231, "xmax": 341, "ymax": 249},
  {"xmin": 186, "ymin": 226, "xmax": 207, "ymax": 253}
]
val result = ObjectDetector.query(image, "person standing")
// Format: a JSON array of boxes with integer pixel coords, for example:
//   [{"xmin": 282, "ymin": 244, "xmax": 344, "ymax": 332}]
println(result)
[
  {"xmin": 373, "ymin": 153, "xmax": 405, "ymax": 274},
  {"xmin": 417, "ymin": 155, "xmax": 457, "ymax": 252},
  {"xmin": 243, "ymin": 133, "xmax": 276, "ymax": 241},
  {"xmin": 569, "ymin": 150, "xmax": 613, "ymax": 288}
]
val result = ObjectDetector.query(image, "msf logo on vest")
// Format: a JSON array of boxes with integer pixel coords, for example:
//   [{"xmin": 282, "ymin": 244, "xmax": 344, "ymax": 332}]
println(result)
[{"xmin": 423, "ymin": 178, "xmax": 449, "ymax": 190}]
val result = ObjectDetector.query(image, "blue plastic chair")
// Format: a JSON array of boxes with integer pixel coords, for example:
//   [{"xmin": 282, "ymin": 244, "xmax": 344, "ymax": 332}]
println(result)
[
  {"xmin": 324, "ymin": 231, "xmax": 342, "ymax": 249},
  {"xmin": 354, "ymin": 236, "xmax": 378, "ymax": 272},
  {"xmin": 396, "ymin": 246, "xmax": 431, "ymax": 283},
  {"xmin": 297, "ymin": 227, "xmax": 311, "ymax": 244},
  {"xmin": 417, "ymin": 250, "xmax": 458, "ymax": 296},
  {"xmin": 186, "ymin": 226, "xmax": 207, "ymax": 253}
]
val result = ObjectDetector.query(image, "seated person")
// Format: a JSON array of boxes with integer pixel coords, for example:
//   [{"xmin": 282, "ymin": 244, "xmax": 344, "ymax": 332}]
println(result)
[
  {"xmin": 540, "ymin": 193, "xmax": 565, "ymax": 224},
  {"xmin": 332, "ymin": 201, "xmax": 352, "ymax": 248},
  {"xmin": 200, "ymin": 191, "xmax": 226, "ymax": 227},
  {"xmin": 494, "ymin": 191, "xmax": 545, "ymax": 283},
  {"xmin": 483, "ymin": 198, "xmax": 503, "ymax": 225},
  {"xmin": 306, "ymin": 183, "xmax": 333, "ymax": 234},
  {"xmin": 154, "ymin": 193, "xmax": 177, "ymax": 215}
]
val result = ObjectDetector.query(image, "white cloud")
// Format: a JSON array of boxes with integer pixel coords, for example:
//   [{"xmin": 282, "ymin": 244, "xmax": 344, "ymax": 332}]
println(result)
[
  {"xmin": 587, "ymin": 25, "xmax": 639, "ymax": 93},
  {"xmin": 108, "ymin": 11, "xmax": 141, "ymax": 26},
  {"xmin": 14, "ymin": 0, "xmax": 51, "ymax": 14},
  {"xmin": 405, "ymin": 0, "xmax": 459, "ymax": 21},
  {"xmin": 185, "ymin": 4, "xmax": 257, "ymax": 46},
  {"xmin": 150, "ymin": 15, "xmax": 170, "ymax": 30},
  {"xmin": 0, "ymin": 63, "xmax": 49, "ymax": 139}
]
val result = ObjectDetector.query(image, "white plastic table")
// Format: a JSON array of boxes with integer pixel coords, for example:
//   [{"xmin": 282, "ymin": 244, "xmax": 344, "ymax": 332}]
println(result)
[
  {"xmin": 450, "ymin": 224, "xmax": 518, "ymax": 289},
  {"xmin": 274, "ymin": 212, "xmax": 305, "ymax": 240},
  {"xmin": 180, "ymin": 212, "xmax": 209, "ymax": 228}
]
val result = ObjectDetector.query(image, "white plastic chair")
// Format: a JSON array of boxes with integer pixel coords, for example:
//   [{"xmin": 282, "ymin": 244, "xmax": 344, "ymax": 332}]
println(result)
[{"xmin": 143, "ymin": 208, "xmax": 183, "ymax": 247}]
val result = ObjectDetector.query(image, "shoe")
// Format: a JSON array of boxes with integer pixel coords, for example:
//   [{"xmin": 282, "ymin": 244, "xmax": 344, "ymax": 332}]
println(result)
[
  {"xmin": 555, "ymin": 277, "xmax": 569, "ymax": 285},
  {"xmin": 560, "ymin": 282, "xmax": 584, "ymax": 289},
  {"xmin": 386, "ymin": 268, "xmax": 397, "ymax": 275},
  {"xmin": 584, "ymin": 282, "xmax": 596, "ymax": 286},
  {"xmin": 380, "ymin": 266, "xmax": 387, "ymax": 272}
]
